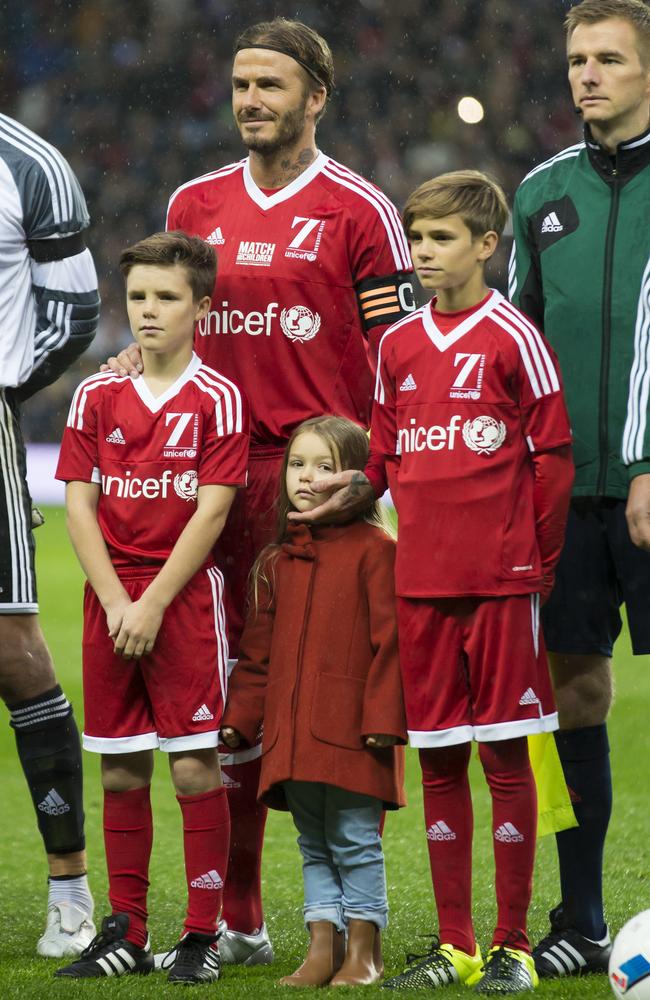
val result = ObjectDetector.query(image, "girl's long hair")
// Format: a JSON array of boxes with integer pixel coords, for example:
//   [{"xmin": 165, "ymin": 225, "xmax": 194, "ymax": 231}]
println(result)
[{"xmin": 250, "ymin": 415, "xmax": 392, "ymax": 610}]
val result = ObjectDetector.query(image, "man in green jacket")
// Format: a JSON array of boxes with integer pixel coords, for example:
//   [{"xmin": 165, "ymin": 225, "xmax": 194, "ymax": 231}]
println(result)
[{"xmin": 510, "ymin": 0, "xmax": 650, "ymax": 980}]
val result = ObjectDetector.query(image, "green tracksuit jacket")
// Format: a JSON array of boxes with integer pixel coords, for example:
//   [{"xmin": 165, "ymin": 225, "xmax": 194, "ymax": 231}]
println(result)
[{"xmin": 510, "ymin": 124, "xmax": 650, "ymax": 499}]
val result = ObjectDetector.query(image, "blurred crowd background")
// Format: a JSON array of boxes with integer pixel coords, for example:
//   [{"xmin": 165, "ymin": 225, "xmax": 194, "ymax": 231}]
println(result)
[{"xmin": 1, "ymin": 0, "xmax": 580, "ymax": 440}]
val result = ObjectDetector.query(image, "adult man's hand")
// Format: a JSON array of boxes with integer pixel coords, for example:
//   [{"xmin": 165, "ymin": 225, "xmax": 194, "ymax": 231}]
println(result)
[
  {"xmin": 287, "ymin": 469, "xmax": 375, "ymax": 524},
  {"xmin": 626, "ymin": 473, "xmax": 650, "ymax": 551},
  {"xmin": 101, "ymin": 342, "xmax": 143, "ymax": 377}
]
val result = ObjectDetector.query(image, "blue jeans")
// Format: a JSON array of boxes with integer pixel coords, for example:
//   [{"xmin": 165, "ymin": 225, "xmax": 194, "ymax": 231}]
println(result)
[{"xmin": 283, "ymin": 780, "xmax": 388, "ymax": 931}]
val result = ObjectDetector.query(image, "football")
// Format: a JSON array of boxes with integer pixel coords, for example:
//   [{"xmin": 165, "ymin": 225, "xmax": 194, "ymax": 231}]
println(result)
[{"xmin": 609, "ymin": 911, "xmax": 650, "ymax": 998}]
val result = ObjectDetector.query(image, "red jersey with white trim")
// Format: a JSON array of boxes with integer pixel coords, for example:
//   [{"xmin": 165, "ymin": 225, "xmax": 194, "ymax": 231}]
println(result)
[
  {"xmin": 166, "ymin": 153, "xmax": 414, "ymax": 448},
  {"xmin": 56, "ymin": 353, "xmax": 249, "ymax": 569},
  {"xmin": 368, "ymin": 290, "xmax": 572, "ymax": 598}
]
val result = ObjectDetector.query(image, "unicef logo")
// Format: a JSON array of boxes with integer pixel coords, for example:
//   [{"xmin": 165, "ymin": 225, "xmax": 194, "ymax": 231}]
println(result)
[
  {"xmin": 280, "ymin": 305, "xmax": 321, "ymax": 342},
  {"xmin": 462, "ymin": 416, "xmax": 506, "ymax": 455},
  {"xmin": 173, "ymin": 470, "xmax": 198, "ymax": 501}
]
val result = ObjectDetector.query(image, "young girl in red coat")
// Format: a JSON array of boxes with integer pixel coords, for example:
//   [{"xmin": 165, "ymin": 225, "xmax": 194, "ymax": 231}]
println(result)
[{"xmin": 221, "ymin": 415, "xmax": 406, "ymax": 988}]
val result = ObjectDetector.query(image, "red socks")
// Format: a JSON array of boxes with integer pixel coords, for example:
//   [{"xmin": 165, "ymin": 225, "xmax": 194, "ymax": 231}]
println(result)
[
  {"xmin": 419, "ymin": 737, "xmax": 537, "ymax": 955},
  {"xmin": 178, "ymin": 786, "xmax": 231, "ymax": 937},
  {"xmin": 103, "ymin": 785, "xmax": 153, "ymax": 948},
  {"xmin": 420, "ymin": 744, "xmax": 475, "ymax": 954},
  {"xmin": 220, "ymin": 755, "xmax": 266, "ymax": 934},
  {"xmin": 104, "ymin": 784, "xmax": 231, "ymax": 945},
  {"xmin": 479, "ymin": 739, "xmax": 537, "ymax": 952}
]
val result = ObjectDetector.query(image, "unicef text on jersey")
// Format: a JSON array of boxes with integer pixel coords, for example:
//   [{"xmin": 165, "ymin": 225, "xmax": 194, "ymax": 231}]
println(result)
[
  {"xmin": 397, "ymin": 416, "xmax": 507, "ymax": 456},
  {"xmin": 197, "ymin": 302, "xmax": 322, "ymax": 342}
]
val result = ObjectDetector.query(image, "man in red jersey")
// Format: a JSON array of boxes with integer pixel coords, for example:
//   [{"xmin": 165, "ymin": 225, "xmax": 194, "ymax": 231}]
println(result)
[{"xmin": 108, "ymin": 18, "xmax": 415, "ymax": 964}]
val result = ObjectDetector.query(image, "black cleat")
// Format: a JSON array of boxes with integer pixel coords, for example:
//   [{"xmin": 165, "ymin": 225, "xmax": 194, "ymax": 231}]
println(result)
[
  {"xmin": 163, "ymin": 932, "xmax": 221, "ymax": 984},
  {"xmin": 532, "ymin": 905, "xmax": 611, "ymax": 978},
  {"xmin": 54, "ymin": 913, "xmax": 154, "ymax": 978}
]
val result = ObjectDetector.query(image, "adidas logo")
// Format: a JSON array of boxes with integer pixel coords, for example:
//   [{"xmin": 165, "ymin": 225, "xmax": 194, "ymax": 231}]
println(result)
[
  {"xmin": 400, "ymin": 373, "xmax": 417, "ymax": 392},
  {"xmin": 541, "ymin": 211, "xmax": 563, "ymax": 233},
  {"xmin": 518, "ymin": 687, "xmax": 539, "ymax": 706},
  {"xmin": 205, "ymin": 226, "xmax": 225, "ymax": 246},
  {"xmin": 426, "ymin": 820, "xmax": 457, "ymax": 841},
  {"xmin": 190, "ymin": 869, "xmax": 224, "ymax": 890},
  {"xmin": 192, "ymin": 703, "xmax": 214, "ymax": 722},
  {"xmin": 38, "ymin": 788, "xmax": 71, "ymax": 816},
  {"xmin": 495, "ymin": 822, "xmax": 524, "ymax": 843},
  {"xmin": 221, "ymin": 772, "xmax": 241, "ymax": 789},
  {"xmin": 106, "ymin": 427, "xmax": 126, "ymax": 445}
]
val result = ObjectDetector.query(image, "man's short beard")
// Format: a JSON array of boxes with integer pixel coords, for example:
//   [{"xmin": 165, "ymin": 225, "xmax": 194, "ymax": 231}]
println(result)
[{"xmin": 240, "ymin": 100, "xmax": 308, "ymax": 156}]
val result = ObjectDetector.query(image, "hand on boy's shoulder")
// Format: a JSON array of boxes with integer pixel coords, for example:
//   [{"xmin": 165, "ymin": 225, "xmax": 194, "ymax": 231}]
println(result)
[
  {"xmin": 101, "ymin": 342, "xmax": 143, "ymax": 378},
  {"xmin": 288, "ymin": 470, "xmax": 375, "ymax": 524}
]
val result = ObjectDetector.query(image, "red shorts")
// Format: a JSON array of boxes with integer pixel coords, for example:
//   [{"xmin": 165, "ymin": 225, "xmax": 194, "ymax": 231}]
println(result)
[
  {"xmin": 213, "ymin": 449, "xmax": 283, "ymax": 656},
  {"xmin": 397, "ymin": 594, "xmax": 557, "ymax": 747},
  {"xmin": 82, "ymin": 565, "xmax": 228, "ymax": 754}
]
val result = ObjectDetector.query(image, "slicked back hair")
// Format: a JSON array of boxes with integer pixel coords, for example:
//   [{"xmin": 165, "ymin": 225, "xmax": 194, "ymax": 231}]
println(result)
[{"xmin": 234, "ymin": 18, "xmax": 334, "ymax": 119}]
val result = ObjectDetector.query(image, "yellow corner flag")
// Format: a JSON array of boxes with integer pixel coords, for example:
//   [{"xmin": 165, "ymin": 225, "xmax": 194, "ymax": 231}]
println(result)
[{"xmin": 528, "ymin": 732, "xmax": 577, "ymax": 838}]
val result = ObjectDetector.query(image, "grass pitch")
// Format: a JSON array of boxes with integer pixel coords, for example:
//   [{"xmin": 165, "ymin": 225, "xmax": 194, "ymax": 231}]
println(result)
[{"xmin": 0, "ymin": 506, "xmax": 648, "ymax": 998}]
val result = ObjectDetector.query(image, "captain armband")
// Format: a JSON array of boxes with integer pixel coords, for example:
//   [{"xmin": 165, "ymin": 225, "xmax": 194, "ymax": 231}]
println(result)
[
  {"xmin": 356, "ymin": 271, "xmax": 416, "ymax": 330},
  {"xmin": 27, "ymin": 231, "xmax": 86, "ymax": 262}
]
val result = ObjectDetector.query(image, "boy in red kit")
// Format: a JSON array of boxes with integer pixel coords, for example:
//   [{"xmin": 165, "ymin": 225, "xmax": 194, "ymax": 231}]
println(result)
[
  {"xmin": 54, "ymin": 233, "xmax": 249, "ymax": 984},
  {"xmin": 292, "ymin": 172, "xmax": 574, "ymax": 993}
]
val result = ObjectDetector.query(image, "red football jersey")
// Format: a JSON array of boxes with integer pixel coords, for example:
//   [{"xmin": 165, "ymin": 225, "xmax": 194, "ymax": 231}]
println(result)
[
  {"xmin": 166, "ymin": 153, "xmax": 414, "ymax": 448},
  {"xmin": 367, "ymin": 290, "xmax": 572, "ymax": 598},
  {"xmin": 56, "ymin": 354, "xmax": 249, "ymax": 569}
]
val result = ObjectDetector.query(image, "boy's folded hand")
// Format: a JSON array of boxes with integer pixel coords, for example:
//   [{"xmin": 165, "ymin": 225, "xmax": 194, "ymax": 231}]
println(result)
[
  {"xmin": 365, "ymin": 734, "xmax": 398, "ymax": 748},
  {"xmin": 113, "ymin": 595, "xmax": 164, "ymax": 660},
  {"xmin": 105, "ymin": 596, "xmax": 132, "ymax": 641},
  {"xmin": 221, "ymin": 726, "xmax": 242, "ymax": 749}
]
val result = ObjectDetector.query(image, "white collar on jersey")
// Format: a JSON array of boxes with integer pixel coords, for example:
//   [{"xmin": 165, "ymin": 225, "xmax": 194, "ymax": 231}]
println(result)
[
  {"xmin": 422, "ymin": 289, "xmax": 503, "ymax": 351},
  {"xmin": 243, "ymin": 150, "xmax": 328, "ymax": 209},
  {"xmin": 130, "ymin": 351, "xmax": 202, "ymax": 413}
]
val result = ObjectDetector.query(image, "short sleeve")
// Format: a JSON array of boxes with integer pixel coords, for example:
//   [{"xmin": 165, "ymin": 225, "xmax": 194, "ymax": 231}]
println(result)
[
  {"xmin": 198, "ymin": 382, "xmax": 250, "ymax": 487},
  {"xmin": 56, "ymin": 382, "xmax": 100, "ymax": 483}
]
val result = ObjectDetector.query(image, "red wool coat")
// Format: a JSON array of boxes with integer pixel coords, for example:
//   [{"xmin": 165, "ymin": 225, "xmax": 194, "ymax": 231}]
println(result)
[{"xmin": 222, "ymin": 520, "xmax": 407, "ymax": 811}]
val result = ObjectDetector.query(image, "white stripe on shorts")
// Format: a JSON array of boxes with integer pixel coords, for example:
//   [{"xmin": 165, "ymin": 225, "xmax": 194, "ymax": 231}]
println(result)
[{"xmin": 0, "ymin": 391, "xmax": 36, "ymax": 606}]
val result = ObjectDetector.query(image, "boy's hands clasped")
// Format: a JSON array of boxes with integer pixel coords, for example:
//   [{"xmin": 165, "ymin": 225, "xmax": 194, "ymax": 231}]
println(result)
[{"xmin": 106, "ymin": 593, "xmax": 165, "ymax": 660}]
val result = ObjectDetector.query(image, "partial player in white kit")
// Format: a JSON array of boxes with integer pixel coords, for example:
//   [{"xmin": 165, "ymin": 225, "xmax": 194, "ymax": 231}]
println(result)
[
  {"xmin": 0, "ymin": 112, "xmax": 100, "ymax": 957},
  {"xmin": 111, "ymin": 18, "xmax": 415, "ymax": 962}
]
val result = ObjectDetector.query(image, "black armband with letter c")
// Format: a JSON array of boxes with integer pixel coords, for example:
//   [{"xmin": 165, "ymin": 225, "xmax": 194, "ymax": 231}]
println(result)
[{"xmin": 357, "ymin": 271, "xmax": 416, "ymax": 330}]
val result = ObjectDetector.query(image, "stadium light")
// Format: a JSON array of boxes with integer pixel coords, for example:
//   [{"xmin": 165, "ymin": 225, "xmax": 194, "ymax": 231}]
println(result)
[{"xmin": 457, "ymin": 96, "xmax": 484, "ymax": 124}]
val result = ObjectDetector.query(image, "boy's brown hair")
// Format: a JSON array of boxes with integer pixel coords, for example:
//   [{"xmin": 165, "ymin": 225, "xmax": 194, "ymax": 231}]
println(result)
[
  {"xmin": 234, "ymin": 18, "xmax": 334, "ymax": 119},
  {"xmin": 403, "ymin": 170, "xmax": 509, "ymax": 240},
  {"xmin": 119, "ymin": 231, "xmax": 217, "ymax": 302},
  {"xmin": 565, "ymin": 0, "xmax": 650, "ymax": 64}
]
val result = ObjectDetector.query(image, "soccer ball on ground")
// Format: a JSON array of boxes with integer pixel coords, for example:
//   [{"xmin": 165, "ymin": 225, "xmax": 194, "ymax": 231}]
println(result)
[{"xmin": 609, "ymin": 910, "xmax": 650, "ymax": 998}]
